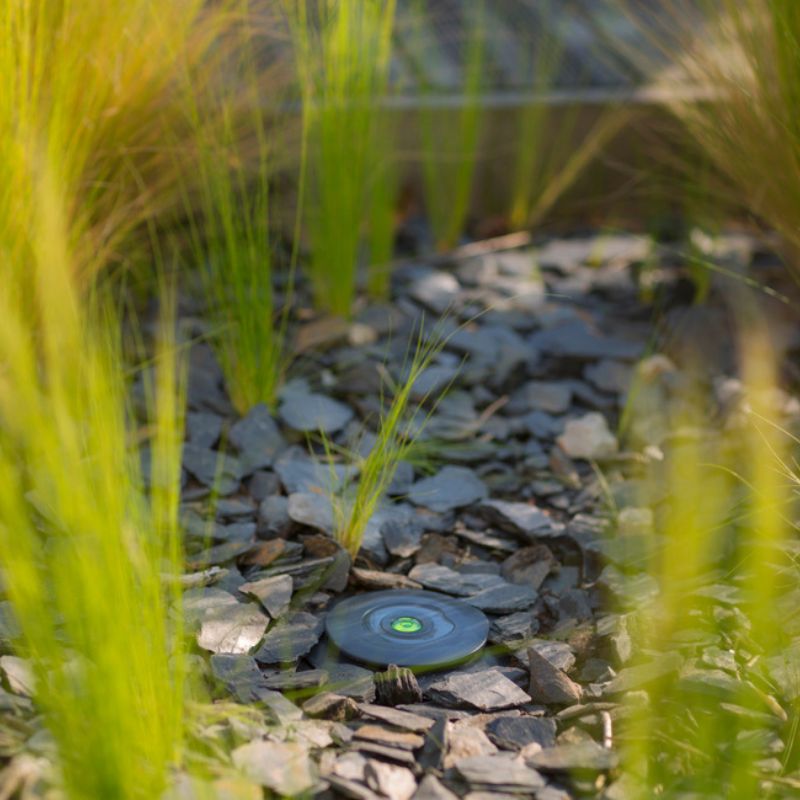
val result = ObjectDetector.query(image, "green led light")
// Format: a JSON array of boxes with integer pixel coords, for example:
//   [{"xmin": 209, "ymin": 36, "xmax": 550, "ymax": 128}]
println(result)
[{"xmin": 391, "ymin": 616, "xmax": 422, "ymax": 633}]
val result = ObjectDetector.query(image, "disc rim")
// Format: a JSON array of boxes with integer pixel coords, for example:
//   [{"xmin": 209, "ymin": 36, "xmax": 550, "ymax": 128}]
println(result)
[{"xmin": 324, "ymin": 589, "xmax": 490, "ymax": 668}]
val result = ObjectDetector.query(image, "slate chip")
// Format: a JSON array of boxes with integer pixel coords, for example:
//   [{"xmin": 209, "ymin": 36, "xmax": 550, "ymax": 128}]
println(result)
[
  {"xmin": 255, "ymin": 612, "xmax": 325, "ymax": 664},
  {"xmin": 238, "ymin": 574, "xmax": 293, "ymax": 618},
  {"xmin": 232, "ymin": 740, "xmax": 316, "ymax": 796},
  {"xmin": 229, "ymin": 403, "xmax": 287, "ymax": 470},
  {"xmin": 287, "ymin": 492, "xmax": 334, "ymax": 534},
  {"xmin": 381, "ymin": 515, "xmax": 425, "ymax": 557},
  {"xmin": 274, "ymin": 449, "xmax": 352, "ymax": 494},
  {"xmin": 527, "ymin": 647, "xmax": 583, "ymax": 705},
  {"xmin": 526, "ymin": 741, "xmax": 619, "ymax": 772},
  {"xmin": 408, "ymin": 563, "xmax": 506, "ymax": 596},
  {"xmin": 186, "ymin": 411, "xmax": 223, "ymax": 448},
  {"xmin": 477, "ymin": 499, "xmax": 558, "ymax": 540},
  {"xmin": 453, "ymin": 755, "xmax": 545, "ymax": 792},
  {"xmin": 278, "ymin": 391, "xmax": 353, "ymax": 434},
  {"xmin": 465, "ymin": 583, "xmax": 538, "ymax": 614},
  {"xmin": 182, "ymin": 444, "xmax": 243, "ymax": 494},
  {"xmin": 197, "ymin": 602, "xmax": 268, "ymax": 655},
  {"xmin": 426, "ymin": 669, "xmax": 531, "ymax": 711},
  {"xmin": 485, "ymin": 716, "xmax": 557, "ymax": 751},
  {"xmin": 501, "ymin": 545, "xmax": 555, "ymax": 591},
  {"xmin": 489, "ymin": 611, "xmax": 539, "ymax": 644},
  {"xmin": 557, "ymin": 413, "xmax": 618, "ymax": 460},
  {"xmin": 408, "ymin": 466, "xmax": 488, "ymax": 513}
]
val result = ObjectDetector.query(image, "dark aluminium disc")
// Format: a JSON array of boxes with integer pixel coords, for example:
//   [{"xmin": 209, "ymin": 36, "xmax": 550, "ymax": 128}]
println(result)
[{"xmin": 325, "ymin": 589, "xmax": 490, "ymax": 669}]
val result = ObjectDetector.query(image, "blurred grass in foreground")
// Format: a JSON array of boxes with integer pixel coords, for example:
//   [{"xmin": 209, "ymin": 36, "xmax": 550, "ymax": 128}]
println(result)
[
  {"xmin": 0, "ymin": 166, "xmax": 186, "ymax": 798},
  {"xmin": 653, "ymin": 0, "xmax": 800, "ymax": 271},
  {"xmin": 616, "ymin": 300, "xmax": 800, "ymax": 797}
]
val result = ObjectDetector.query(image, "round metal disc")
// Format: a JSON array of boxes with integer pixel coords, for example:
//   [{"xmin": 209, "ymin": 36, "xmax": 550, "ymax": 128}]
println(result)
[{"xmin": 324, "ymin": 589, "xmax": 490, "ymax": 668}]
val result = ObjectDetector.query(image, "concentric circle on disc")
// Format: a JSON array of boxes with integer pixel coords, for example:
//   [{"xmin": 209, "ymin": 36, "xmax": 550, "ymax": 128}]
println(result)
[{"xmin": 325, "ymin": 589, "xmax": 490, "ymax": 668}]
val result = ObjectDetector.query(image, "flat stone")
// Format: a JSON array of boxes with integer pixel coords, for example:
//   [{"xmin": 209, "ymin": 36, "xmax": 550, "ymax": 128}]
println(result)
[
  {"xmin": 274, "ymin": 449, "xmax": 351, "ymax": 494},
  {"xmin": 238, "ymin": 575, "xmax": 293, "ymax": 618},
  {"xmin": 426, "ymin": 670, "xmax": 531, "ymax": 712},
  {"xmin": 488, "ymin": 612, "xmax": 538, "ymax": 645},
  {"xmin": 354, "ymin": 724, "xmax": 425, "ymax": 751},
  {"xmin": 206, "ymin": 650, "xmax": 258, "ymax": 679},
  {"xmin": 515, "ymin": 381, "xmax": 573, "ymax": 414},
  {"xmin": 231, "ymin": 740, "xmax": 316, "ymax": 796},
  {"xmin": 254, "ymin": 612, "xmax": 324, "ymax": 664},
  {"xmin": 530, "ymin": 318, "xmax": 641, "ymax": 361},
  {"xmin": 184, "ymin": 587, "xmax": 239, "ymax": 626},
  {"xmin": 257, "ymin": 495, "xmax": 290, "ymax": 535},
  {"xmin": 263, "ymin": 669, "xmax": 328, "ymax": 691},
  {"xmin": 287, "ymin": 492, "xmax": 334, "ymax": 534},
  {"xmin": 485, "ymin": 716, "xmax": 557, "ymax": 751},
  {"xmin": 443, "ymin": 726, "xmax": 497, "ymax": 768},
  {"xmin": 197, "ymin": 603, "xmax": 267, "ymax": 655},
  {"xmin": 527, "ymin": 647, "xmax": 583, "ymax": 705},
  {"xmin": 408, "ymin": 467, "xmax": 488, "ymax": 513},
  {"xmin": 382, "ymin": 516, "xmax": 425, "ymax": 558},
  {"xmin": 408, "ymin": 270, "xmax": 461, "ymax": 313},
  {"xmin": 364, "ymin": 760, "xmax": 417, "ymax": 800},
  {"xmin": 278, "ymin": 391, "xmax": 353, "ymax": 434},
  {"xmin": 454, "ymin": 756, "xmax": 545, "ymax": 792},
  {"xmin": 584, "ymin": 359, "xmax": 632, "ymax": 394},
  {"xmin": 351, "ymin": 568, "xmax": 422, "ymax": 591},
  {"xmin": 526, "ymin": 741, "xmax": 619, "ymax": 772},
  {"xmin": 521, "ymin": 640, "xmax": 577, "ymax": 672},
  {"xmin": 353, "ymin": 741, "xmax": 417, "ymax": 767},
  {"xmin": 229, "ymin": 403, "xmax": 287, "ymax": 471},
  {"xmin": 408, "ymin": 563, "xmax": 506, "ymax": 597},
  {"xmin": 412, "ymin": 774, "xmax": 460, "ymax": 800},
  {"xmin": 247, "ymin": 470, "xmax": 281, "ymax": 501},
  {"xmin": 186, "ymin": 411, "xmax": 223, "ymax": 448},
  {"xmin": 557, "ymin": 413, "xmax": 618, "ymax": 460},
  {"xmin": 411, "ymin": 365, "xmax": 459, "ymax": 400},
  {"xmin": 182, "ymin": 444, "xmax": 243, "ymax": 494},
  {"xmin": 477, "ymin": 499, "xmax": 558, "ymax": 540},
  {"xmin": 0, "ymin": 656, "xmax": 34, "ymax": 696},
  {"xmin": 326, "ymin": 664, "xmax": 376, "ymax": 702},
  {"xmin": 501, "ymin": 545, "xmax": 555, "ymax": 591},
  {"xmin": 358, "ymin": 704, "xmax": 435, "ymax": 733},
  {"xmin": 465, "ymin": 584, "xmax": 538, "ymax": 614}
]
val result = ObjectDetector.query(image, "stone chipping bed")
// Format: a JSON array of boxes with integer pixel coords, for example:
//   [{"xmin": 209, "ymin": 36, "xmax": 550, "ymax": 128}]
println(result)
[{"xmin": 4, "ymin": 231, "xmax": 800, "ymax": 799}]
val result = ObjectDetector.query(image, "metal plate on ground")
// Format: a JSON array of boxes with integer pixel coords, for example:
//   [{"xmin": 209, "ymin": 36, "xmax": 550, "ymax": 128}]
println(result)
[{"xmin": 324, "ymin": 589, "xmax": 490, "ymax": 669}]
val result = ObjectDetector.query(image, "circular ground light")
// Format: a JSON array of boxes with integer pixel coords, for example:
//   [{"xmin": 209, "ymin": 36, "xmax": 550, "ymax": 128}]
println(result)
[{"xmin": 324, "ymin": 589, "xmax": 490, "ymax": 669}]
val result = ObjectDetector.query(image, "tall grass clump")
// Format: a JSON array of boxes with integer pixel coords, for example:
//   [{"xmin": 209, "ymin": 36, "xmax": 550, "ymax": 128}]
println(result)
[
  {"xmin": 330, "ymin": 329, "xmax": 446, "ymax": 557},
  {"xmin": 0, "ymin": 0, "xmax": 247, "ymax": 291},
  {"xmin": 414, "ymin": 0, "xmax": 486, "ymax": 251},
  {"xmin": 285, "ymin": 0, "xmax": 397, "ymax": 317},
  {"xmin": 0, "ymin": 167, "xmax": 187, "ymax": 798},
  {"xmin": 183, "ymin": 6, "xmax": 290, "ymax": 413},
  {"xmin": 505, "ymin": 19, "xmax": 625, "ymax": 232},
  {"xmin": 617, "ymin": 314, "xmax": 797, "ymax": 796},
  {"xmin": 653, "ymin": 1, "xmax": 800, "ymax": 267}
]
